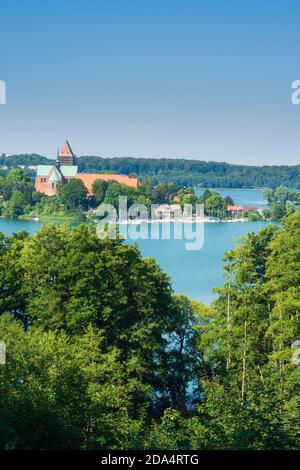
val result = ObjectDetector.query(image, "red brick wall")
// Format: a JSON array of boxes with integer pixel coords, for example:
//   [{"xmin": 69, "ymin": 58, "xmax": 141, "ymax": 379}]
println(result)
[{"xmin": 35, "ymin": 176, "xmax": 61, "ymax": 196}]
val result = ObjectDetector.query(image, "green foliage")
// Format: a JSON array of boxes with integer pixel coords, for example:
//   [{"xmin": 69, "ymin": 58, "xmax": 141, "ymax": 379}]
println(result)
[
  {"xmin": 92, "ymin": 179, "xmax": 108, "ymax": 205},
  {"xmin": 153, "ymin": 182, "xmax": 173, "ymax": 204},
  {"xmin": 0, "ymin": 168, "xmax": 37, "ymax": 218},
  {"xmin": 58, "ymin": 179, "xmax": 88, "ymax": 212},
  {"xmin": 153, "ymin": 295, "xmax": 202, "ymax": 412},
  {"xmin": 75, "ymin": 156, "xmax": 300, "ymax": 189},
  {"xmin": 244, "ymin": 209, "xmax": 263, "ymax": 221},
  {"xmin": 36, "ymin": 195, "xmax": 62, "ymax": 216},
  {"xmin": 0, "ymin": 316, "xmax": 147, "ymax": 449},
  {"xmin": 190, "ymin": 215, "xmax": 300, "ymax": 449},
  {"xmin": 263, "ymin": 186, "xmax": 300, "ymax": 220},
  {"xmin": 3, "ymin": 154, "xmax": 300, "ymax": 188},
  {"xmin": 202, "ymin": 191, "xmax": 228, "ymax": 218},
  {"xmin": 94, "ymin": 179, "xmax": 178, "ymax": 214},
  {"xmin": 2, "ymin": 167, "xmax": 295, "ymax": 225},
  {"xmin": 103, "ymin": 181, "xmax": 135, "ymax": 208},
  {"xmin": 0, "ymin": 225, "xmax": 202, "ymax": 413},
  {"xmin": 0, "ymin": 153, "xmax": 50, "ymax": 167},
  {"xmin": 0, "ymin": 212, "xmax": 299, "ymax": 449}
]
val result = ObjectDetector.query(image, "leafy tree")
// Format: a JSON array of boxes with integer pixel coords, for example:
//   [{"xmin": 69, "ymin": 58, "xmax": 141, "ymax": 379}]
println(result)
[
  {"xmin": 244, "ymin": 209, "xmax": 263, "ymax": 221},
  {"xmin": 190, "ymin": 218, "xmax": 300, "ymax": 449},
  {"xmin": 0, "ymin": 316, "xmax": 147, "ymax": 449},
  {"xmin": 224, "ymin": 195, "xmax": 234, "ymax": 205},
  {"xmin": 198, "ymin": 189, "xmax": 213, "ymax": 203},
  {"xmin": 103, "ymin": 181, "xmax": 135, "ymax": 209},
  {"xmin": 138, "ymin": 176, "xmax": 154, "ymax": 200},
  {"xmin": 0, "ymin": 210, "xmax": 299, "ymax": 449},
  {"xmin": 0, "ymin": 224, "xmax": 200, "ymax": 413},
  {"xmin": 3, "ymin": 153, "xmax": 300, "ymax": 188},
  {"xmin": 58, "ymin": 179, "xmax": 87, "ymax": 212},
  {"xmin": 263, "ymin": 186, "xmax": 300, "ymax": 220},
  {"xmin": 92, "ymin": 179, "xmax": 108, "ymax": 206},
  {"xmin": 153, "ymin": 182, "xmax": 172, "ymax": 205},
  {"xmin": 264, "ymin": 211, "xmax": 300, "ymax": 407},
  {"xmin": 0, "ymin": 168, "xmax": 37, "ymax": 218},
  {"xmin": 153, "ymin": 295, "xmax": 202, "ymax": 412},
  {"xmin": 203, "ymin": 192, "xmax": 227, "ymax": 218}
]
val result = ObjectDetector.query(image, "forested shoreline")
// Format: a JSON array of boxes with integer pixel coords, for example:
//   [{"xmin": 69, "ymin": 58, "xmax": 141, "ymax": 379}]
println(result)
[
  {"xmin": 0, "ymin": 167, "xmax": 265, "ymax": 221},
  {"xmin": 1, "ymin": 153, "xmax": 300, "ymax": 188},
  {"xmin": 1, "ymin": 167, "xmax": 299, "ymax": 224},
  {"xmin": 0, "ymin": 210, "xmax": 299, "ymax": 449}
]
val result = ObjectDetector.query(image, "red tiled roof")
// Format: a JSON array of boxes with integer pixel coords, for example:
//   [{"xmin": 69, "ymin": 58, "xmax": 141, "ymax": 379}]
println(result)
[
  {"xmin": 227, "ymin": 205, "xmax": 245, "ymax": 211},
  {"xmin": 76, "ymin": 173, "xmax": 139, "ymax": 195},
  {"xmin": 227, "ymin": 205, "xmax": 258, "ymax": 211}
]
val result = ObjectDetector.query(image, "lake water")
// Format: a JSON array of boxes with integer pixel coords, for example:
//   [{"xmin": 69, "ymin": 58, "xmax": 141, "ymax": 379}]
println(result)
[
  {"xmin": 0, "ymin": 218, "xmax": 43, "ymax": 236},
  {"xmin": 195, "ymin": 188, "xmax": 266, "ymax": 207},
  {"xmin": 121, "ymin": 220, "xmax": 276, "ymax": 304},
  {"xmin": 0, "ymin": 189, "xmax": 275, "ymax": 305}
]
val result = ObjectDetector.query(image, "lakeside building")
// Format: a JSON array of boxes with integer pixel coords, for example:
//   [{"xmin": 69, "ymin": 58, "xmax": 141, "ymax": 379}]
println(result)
[
  {"xmin": 227, "ymin": 205, "xmax": 258, "ymax": 217},
  {"xmin": 35, "ymin": 141, "xmax": 139, "ymax": 196},
  {"xmin": 75, "ymin": 173, "xmax": 139, "ymax": 196},
  {"xmin": 153, "ymin": 204, "xmax": 182, "ymax": 219}
]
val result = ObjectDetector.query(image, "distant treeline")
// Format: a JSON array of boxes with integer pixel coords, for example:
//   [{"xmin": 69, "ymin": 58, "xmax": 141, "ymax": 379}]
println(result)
[
  {"xmin": 1, "ymin": 153, "xmax": 300, "ymax": 188},
  {"xmin": 0, "ymin": 153, "xmax": 50, "ymax": 166}
]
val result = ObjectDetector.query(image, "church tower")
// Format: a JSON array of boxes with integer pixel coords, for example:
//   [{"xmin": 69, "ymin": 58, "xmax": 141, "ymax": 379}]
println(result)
[{"xmin": 57, "ymin": 140, "xmax": 75, "ymax": 166}]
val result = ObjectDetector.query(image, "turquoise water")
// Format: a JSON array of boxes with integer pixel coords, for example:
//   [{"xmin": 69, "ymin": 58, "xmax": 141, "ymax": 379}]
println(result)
[
  {"xmin": 0, "ymin": 217, "xmax": 277, "ymax": 305},
  {"xmin": 0, "ymin": 218, "xmax": 42, "ymax": 236},
  {"xmin": 196, "ymin": 188, "xmax": 266, "ymax": 207},
  {"xmin": 121, "ymin": 220, "xmax": 276, "ymax": 304},
  {"xmin": 0, "ymin": 189, "xmax": 275, "ymax": 304}
]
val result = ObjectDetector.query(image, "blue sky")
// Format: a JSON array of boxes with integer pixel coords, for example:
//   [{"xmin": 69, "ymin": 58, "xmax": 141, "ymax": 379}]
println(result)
[{"xmin": 0, "ymin": 0, "xmax": 300, "ymax": 164}]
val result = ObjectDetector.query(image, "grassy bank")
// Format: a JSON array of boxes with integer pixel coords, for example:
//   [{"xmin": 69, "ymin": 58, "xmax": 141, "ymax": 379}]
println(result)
[{"xmin": 19, "ymin": 213, "xmax": 85, "ymax": 224}]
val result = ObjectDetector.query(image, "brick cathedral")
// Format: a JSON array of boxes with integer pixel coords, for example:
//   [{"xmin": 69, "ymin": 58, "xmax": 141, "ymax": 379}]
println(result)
[{"xmin": 35, "ymin": 141, "xmax": 139, "ymax": 197}]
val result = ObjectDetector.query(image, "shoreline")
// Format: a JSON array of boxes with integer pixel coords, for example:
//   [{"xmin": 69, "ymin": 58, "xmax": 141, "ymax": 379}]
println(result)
[
  {"xmin": 1, "ymin": 215, "xmax": 269, "ymax": 225},
  {"xmin": 107, "ymin": 217, "xmax": 254, "ymax": 225}
]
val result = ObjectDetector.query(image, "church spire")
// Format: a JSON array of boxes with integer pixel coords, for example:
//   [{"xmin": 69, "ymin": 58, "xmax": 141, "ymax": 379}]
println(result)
[{"xmin": 57, "ymin": 140, "xmax": 75, "ymax": 166}]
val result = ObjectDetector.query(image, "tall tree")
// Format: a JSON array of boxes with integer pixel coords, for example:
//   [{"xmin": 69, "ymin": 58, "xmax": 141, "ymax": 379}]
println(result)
[
  {"xmin": 92, "ymin": 179, "xmax": 108, "ymax": 206},
  {"xmin": 59, "ymin": 179, "xmax": 87, "ymax": 212}
]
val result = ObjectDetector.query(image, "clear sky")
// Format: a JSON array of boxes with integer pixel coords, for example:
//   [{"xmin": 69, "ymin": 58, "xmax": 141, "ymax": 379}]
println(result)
[{"xmin": 0, "ymin": 0, "xmax": 300, "ymax": 165}]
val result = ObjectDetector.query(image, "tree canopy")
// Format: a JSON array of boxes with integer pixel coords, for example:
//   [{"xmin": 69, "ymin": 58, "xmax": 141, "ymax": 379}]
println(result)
[
  {"xmin": 0, "ymin": 211, "xmax": 299, "ymax": 449},
  {"xmin": 1, "ymin": 153, "xmax": 300, "ymax": 188}
]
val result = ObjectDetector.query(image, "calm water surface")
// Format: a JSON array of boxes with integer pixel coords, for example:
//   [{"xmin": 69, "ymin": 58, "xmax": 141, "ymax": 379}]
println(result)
[
  {"xmin": 195, "ymin": 188, "xmax": 266, "ymax": 207},
  {"xmin": 0, "ymin": 190, "xmax": 276, "ymax": 304},
  {"xmin": 0, "ymin": 218, "xmax": 42, "ymax": 236},
  {"xmin": 122, "ymin": 220, "xmax": 276, "ymax": 304}
]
